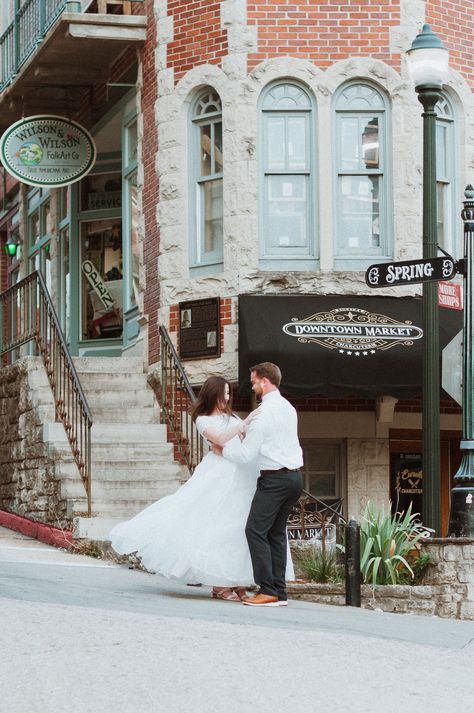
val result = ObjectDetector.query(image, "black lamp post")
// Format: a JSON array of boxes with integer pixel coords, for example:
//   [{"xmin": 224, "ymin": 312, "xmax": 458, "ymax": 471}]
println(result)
[
  {"xmin": 448, "ymin": 187, "xmax": 474, "ymax": 537},
  {"xmin": 406, "ymin": 25, "xmax": 449, "ymax": 534}
]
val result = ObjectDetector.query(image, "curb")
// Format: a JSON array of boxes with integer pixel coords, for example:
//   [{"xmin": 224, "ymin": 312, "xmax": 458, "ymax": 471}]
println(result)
[{"xmin": 0, "ymin": 510, "xmax": 74, "ymax": 550}]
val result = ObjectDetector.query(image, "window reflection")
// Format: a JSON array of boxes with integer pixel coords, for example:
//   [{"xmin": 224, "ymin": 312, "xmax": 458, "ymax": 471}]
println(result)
[{"xmin": 80, "ymin": 220, "xmax": 123, "ymax": 340}]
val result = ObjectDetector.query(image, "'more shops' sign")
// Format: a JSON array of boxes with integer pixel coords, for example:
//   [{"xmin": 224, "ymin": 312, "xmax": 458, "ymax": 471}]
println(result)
[{"xmin": 0, "ymin": 115, "xmax": 96, "ymax": 187}]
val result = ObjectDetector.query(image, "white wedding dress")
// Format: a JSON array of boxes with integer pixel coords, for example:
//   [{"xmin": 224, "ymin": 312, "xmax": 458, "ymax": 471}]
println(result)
[{"xmin": 110, "ymin": 413, "xmax": 295, "ymax": 586}]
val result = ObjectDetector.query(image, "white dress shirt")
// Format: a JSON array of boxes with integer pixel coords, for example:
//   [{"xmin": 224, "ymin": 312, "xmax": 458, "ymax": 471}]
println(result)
[{"xmin": 222, "ymin": 389, "xmax": 303, "ymax": 470}]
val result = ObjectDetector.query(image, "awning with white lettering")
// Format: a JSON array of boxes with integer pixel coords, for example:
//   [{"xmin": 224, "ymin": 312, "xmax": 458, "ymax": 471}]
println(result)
[{"xmin": 238, "ymin": 294, "xmax": 462, "ymax": 398}]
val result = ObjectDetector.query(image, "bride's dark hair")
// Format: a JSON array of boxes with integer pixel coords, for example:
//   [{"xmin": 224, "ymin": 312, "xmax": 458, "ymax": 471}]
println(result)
[{"xmin": 191, "ymin": 376, "xmax": 233, "ymax": 421}]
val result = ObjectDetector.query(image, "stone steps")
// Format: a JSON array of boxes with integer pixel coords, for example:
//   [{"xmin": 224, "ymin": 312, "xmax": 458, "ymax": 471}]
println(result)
[{"xmin": 26, "ymin": 355, "xmax": 186, "ymax": 541}]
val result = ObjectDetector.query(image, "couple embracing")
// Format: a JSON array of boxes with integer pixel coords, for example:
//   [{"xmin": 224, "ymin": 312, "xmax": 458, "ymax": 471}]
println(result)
[{"xmin": 111, "ymin": 362, "xmax": 304, "ymax": 607}]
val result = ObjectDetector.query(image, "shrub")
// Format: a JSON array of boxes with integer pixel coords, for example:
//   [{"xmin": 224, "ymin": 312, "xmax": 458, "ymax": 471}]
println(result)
[
  {"xmin": 295, "ymin": 545, "xmax": 344, "ymax": 584},
  {"xmin": 359, "ymin": 501, "xmax": 431, "ymax": 586}
]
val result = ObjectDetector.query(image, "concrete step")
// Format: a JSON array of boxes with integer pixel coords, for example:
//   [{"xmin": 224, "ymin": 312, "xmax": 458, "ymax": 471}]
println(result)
[
  {"xmin": 57, "ymin": 461, "xmax": 181, "ymax": 481},
  {"xmin": 89, "ymin": 407, "xmax": 160, "ymax": 424},
  {"xmin": 73, "ymin": 516, "xmax": 125, "ymax": 540},
  {"xmin": 90, "ymin": 443, "xmax": 174, "ymax": 459},
  {"xmin": 84, "ymin": 389, "xmax": 156, "ymax": 408},
  {"xmin": 76, "ymin": 373, "xmax": 151, "ymax": 390},
  {"xmin": 62, "ymin": 479, "xmax": 178, "ymax": 501},
  {"xmin": 73, "ymin": 356, "xmax": 145, "ymax": 374},
  {"xmin": 91, "ymin": 423, "xmax": 167, "ymax": 444}
]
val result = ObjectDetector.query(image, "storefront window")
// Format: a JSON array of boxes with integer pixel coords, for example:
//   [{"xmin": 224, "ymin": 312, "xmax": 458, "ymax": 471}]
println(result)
[
  {"xmin": 301, "ymin": 440, "xmax": 345, "ymax": 506},
  {"xmin": 80, "ymin": 172, "xmax": 122, "ymax": 212},
  {"xmin": 80, "ymin": 219, "xmax": 123, "ymax": 340}
]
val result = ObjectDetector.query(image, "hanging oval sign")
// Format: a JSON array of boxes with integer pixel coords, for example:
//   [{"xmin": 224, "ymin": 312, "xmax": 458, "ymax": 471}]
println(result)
[{"xmin": 0, "ymin": 115, "xmax": 96, "ymax": 187}]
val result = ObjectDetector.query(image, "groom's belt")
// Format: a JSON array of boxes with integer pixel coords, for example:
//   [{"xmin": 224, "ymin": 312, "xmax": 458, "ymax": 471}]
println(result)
[{"xmin": 260, "ymin": 467, "xmax": 299, "ymax": 476}]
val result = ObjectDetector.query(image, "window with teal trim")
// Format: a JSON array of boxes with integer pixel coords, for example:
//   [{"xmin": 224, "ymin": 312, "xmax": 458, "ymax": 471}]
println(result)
[
  {"xmin": 436, "ymin": 95, "xmax": 457, "ymax": 256},
  {"xmin": 27, "ymin": 188, "xmax": 52, "ymax": 293},
  {"xmin": 190, "ymin": 89, "xmax": 223, "ymax": 268},
  {"xmin": 260, "ymin": 82, "xmax": 316, "ymax": 264},
  {"xmin": 335, "ymin": 83, "xmax": 391, "ymax": 267}
]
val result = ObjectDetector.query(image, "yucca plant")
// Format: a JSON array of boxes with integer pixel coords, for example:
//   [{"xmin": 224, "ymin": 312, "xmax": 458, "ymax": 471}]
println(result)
[{"xmin": 359, "ymin": 501, "xmax": 429, "ymax": 586}]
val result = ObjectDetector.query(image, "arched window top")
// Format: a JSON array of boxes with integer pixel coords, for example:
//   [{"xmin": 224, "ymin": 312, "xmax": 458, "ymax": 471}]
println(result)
[
  {"xmin": 262, "ymin": 82, "xmax": 312, "ymax": 110},
  {"xmin": 193, "ymin": 89, "xmax": 222, "ymax": 119},
  {"xmin": 336, "ymin": 83, "xmax": 386, "ymax": 111},
  {"xmin": 436, "ymin": 94, "xmax": 454, "ymax": 120}
]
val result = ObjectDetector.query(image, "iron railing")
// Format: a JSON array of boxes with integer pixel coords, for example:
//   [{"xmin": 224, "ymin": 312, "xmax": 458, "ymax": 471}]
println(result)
[
  {"xmin": 159, "ymin": 325, "xmax": 204, "ymax": 473},
  {"xmin": 0, "ymin": 0, "xmax": 145, "ymax": 91},
  {"xmin": 0, "ymin": 270, "xmax": 92, "ymax": 515}
]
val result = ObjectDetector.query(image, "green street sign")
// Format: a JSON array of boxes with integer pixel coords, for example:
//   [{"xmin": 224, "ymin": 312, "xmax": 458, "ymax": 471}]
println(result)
[{"xmin": 0, "ymin": 115, "xmax": 96, "ymax": 187}]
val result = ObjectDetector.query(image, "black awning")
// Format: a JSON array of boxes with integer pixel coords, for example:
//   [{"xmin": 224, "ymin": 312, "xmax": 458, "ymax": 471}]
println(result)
[{"xmin": 238, "ymin": 294, "xmax": 462, "ymax": 398}]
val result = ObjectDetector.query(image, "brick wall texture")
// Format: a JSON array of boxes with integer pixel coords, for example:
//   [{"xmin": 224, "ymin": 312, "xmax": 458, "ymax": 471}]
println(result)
[
  {"xmin": 167, "ymin": 0, "xmax": 228, "ymax": 82},
  {"xmin": 142, "ymin": 0, "xmax": 161, "ymax": 365},
  {"xmin": 247, "ymin": 0, "xmax": 401, "ymax": 72}
]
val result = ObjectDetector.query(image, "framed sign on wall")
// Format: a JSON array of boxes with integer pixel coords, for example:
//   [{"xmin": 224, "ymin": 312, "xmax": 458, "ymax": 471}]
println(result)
[{"xmin": 179, "ymin": 297, "xmax": 220, "ymax": 360}]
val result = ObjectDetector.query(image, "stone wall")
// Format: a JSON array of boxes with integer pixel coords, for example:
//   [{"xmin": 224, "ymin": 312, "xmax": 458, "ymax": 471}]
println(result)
[
  {"xmin": 288, "ymin": 538, "xmax": 474, "ymax": 620},
  {"xmin": 0, "ymin": 357, "xmax": 71, "ymax": 528}
]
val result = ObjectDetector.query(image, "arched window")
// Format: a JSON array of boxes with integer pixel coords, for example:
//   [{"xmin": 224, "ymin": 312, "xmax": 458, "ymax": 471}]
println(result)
[
  {"xmin": 259, "ymin": 81, "xmax": 317, "ymax": 268},
  {"xmin": 436, "ymin": 94, "xmax": 457, "ymax": 256},
  {"xmin": 190, "ymin": 89, "xmax": 223, "ymax": 269},
  {"xmin": 334, "ymin": 82, "xmax": 391, "ymax": 268}
]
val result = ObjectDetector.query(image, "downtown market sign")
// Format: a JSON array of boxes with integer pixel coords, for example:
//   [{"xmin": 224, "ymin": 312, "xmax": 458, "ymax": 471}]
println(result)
[{"xmin": 0, "ymin": 115, "xmax": 96, "ymax": 187}]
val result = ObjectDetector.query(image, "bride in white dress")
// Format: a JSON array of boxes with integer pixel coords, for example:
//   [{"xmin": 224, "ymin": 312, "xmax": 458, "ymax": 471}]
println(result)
[{"xmin": 110, "ymin": 376, "xmax": 295, "ymax": 601}]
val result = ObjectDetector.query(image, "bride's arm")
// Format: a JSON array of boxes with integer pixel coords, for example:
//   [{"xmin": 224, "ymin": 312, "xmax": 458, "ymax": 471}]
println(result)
[
  {"xmin": 203, "ymin": 411, "xmax": 259, "ymax": 447},
  {"xmin": 202, "ymin": 421, "xmax": 243, "ymax": 447}
]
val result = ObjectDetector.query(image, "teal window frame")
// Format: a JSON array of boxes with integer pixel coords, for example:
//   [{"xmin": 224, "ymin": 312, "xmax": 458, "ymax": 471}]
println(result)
[
  {"xmin": 122, "ymin": 109, "xmax": 140, "ymax": 345},
  {"xmin": 26, "ymin": 187, "xmax": 53, "ymax": 291},
  {"xmin": 259, "ymin": 80, "xmax": 318, "ymax": 271},
  {"xmin": 58, "ymin": 186, "xmax": 71, "ymax": 341},
  {"xmin": 333, "ymin": 81, "xmax": 392, "ymax": 271},
  {"xmin": 189, "ymin": 88, "xmax": 224, "ymax": 274},
  {"xmin": 436, "ymin": 94, "xmax": 459, "ymax": 257}
]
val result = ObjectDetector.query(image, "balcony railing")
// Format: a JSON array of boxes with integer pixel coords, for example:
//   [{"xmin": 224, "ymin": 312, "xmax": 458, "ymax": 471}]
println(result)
[
  {"xmin": 0, "ymin": 0, "xmax": 144, "ymax": 92},
  {"xmin": 0, "ymin": 1, "xmax": 66, "ymax": 91}
]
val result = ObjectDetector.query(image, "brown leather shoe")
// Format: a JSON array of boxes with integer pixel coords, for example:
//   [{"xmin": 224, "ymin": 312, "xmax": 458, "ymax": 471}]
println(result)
[{"xmin": 242, "ymin": 593, "xmax": 279, "ymax": 607}]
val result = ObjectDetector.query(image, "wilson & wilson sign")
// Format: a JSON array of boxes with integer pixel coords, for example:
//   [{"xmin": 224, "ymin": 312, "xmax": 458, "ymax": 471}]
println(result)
[{"xmin": 0, "ymin": 115, "xmax": 96, "ymax": 187}]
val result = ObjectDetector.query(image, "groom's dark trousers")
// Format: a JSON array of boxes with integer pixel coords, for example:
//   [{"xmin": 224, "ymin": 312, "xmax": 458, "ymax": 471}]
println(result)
[{"xmin": 245, "ymin": 468, "xmax": 303, "ymax": 599}]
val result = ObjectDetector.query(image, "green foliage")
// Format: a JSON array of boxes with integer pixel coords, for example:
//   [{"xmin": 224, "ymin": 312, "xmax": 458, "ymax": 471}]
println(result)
[
  {"xmin": 399, "ymin": 550, "xmax": 434, "ymax": 585},
  {"xmin": 360, "ymin": 501, "xmax": 429, "ymax": 586},
  {"xmin": 296, "ymin": 545, "xmax": 344, "ymax": 584}
]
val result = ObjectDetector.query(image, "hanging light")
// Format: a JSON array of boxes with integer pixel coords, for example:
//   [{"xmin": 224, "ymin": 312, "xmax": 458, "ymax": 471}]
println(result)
[
  {"xmin": 406, "ymin": 24, "xmax": 449, "ymax": 89},
  {"xmin": 4, "ymin": 235, "xmax": 19, "ymax": 257}
]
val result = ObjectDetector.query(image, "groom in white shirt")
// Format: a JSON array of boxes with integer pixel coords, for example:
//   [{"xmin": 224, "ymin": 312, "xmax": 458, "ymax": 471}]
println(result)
[{"xmin": 218, "ymin": 362, "xmax": 303, "ymax": 607}]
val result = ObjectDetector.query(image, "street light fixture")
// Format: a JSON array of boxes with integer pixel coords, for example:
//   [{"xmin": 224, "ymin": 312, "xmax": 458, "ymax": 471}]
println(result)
[
  {"xmin": 406, "ymin": 25, "xmax": 449, "ymax": 535},
  {"xmin": 3, "ymin": 235, "xmax": 19, "ymax": 258}
]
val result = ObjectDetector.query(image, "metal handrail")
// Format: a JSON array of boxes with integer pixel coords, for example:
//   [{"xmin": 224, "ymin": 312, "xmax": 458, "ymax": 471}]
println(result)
[
  {"xmin": 0, "ymin": 270, "xmax": 92, "ymax": 515},
  {"xmin": 159, "ymin": 325, "xmax": 204, "ymax": 473}
]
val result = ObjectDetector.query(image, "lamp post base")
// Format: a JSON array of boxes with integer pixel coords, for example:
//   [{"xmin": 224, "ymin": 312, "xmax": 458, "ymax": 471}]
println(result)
[
  {"xmin": 448, "ymin": 449, "xmax": 474, "ymax": 537},
  {"xmin": 448, "ymin": 486, "xmax": 474, "ymax": 537}
]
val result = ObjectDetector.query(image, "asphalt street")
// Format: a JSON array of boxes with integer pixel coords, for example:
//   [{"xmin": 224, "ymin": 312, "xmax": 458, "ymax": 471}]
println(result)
[{"xmin": 1, "ymin": 526, "xmax": 473, "ymax": 713}]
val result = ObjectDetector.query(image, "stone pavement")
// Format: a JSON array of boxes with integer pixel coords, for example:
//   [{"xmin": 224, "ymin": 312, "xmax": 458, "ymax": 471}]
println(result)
[{"xmin": 1, "ymin": 526, "xmax": 473, "ymax": 713}]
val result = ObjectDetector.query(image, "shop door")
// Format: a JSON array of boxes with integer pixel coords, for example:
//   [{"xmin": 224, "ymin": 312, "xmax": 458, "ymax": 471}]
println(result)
[{"xmin": 389, "ymin": 429, "xmax": 462, "ymax": 536}]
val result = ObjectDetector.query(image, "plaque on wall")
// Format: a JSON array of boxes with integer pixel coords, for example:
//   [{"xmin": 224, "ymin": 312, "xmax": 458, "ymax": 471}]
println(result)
[{"xmin": 179, "ymin": 297, "xmax": 221, "ymax": 360}]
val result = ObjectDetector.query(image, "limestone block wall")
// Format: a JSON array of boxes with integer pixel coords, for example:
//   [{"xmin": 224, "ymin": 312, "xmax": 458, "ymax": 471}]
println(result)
[
  {"xmin": 289, "ymin": 539, "xmax": 474, "ymax": 620},
  {"xmin": 0, "ymin": 357, "xmax": 70, "ymax": 527}
]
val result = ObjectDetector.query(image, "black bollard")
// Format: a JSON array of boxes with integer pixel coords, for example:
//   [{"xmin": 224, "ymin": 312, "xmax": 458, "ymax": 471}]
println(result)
[{"xmin": 345, "ymin": 519, "xmax": 361, "ymax": 607}]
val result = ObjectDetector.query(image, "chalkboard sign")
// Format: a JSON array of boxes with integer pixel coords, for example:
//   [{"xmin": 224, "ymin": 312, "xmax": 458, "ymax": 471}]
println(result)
[
  {"xmin": 179, "ymin": 297, "xmax": 220, "ymax": 360},
  {"xmin": 390, "ymin": 452, "xmax": 423, "ymax": 518}
]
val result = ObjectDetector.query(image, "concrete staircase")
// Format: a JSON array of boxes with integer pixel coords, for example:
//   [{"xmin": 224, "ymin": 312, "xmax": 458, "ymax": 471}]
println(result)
[{"xmin": 44, "ymin": 356, "xmax": 185, "ymax": 541}]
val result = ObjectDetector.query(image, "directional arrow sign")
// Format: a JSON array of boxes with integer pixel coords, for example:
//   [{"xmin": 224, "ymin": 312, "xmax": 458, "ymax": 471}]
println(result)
[{"xmin": 366, "ymin": 256, "xmax": 456, "ymax": 288}]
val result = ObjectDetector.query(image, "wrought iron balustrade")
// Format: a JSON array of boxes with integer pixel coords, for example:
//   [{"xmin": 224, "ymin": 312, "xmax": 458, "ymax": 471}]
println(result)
[
  {"xmin": 159, "ymin": 325, "xmax": 204, "ymax": 473},
  {"xmin": 0, "ymin": 0, "xmax": 144, "ymax": 91},
  {"xmin": 0, "ymin": 270, "xmax": 92, "ymax": 515}
]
